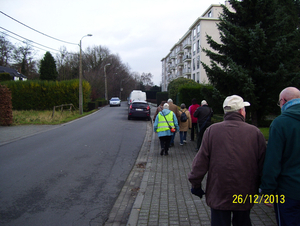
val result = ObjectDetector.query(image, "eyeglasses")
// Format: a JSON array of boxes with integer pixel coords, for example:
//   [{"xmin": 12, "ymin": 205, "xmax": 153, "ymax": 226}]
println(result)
[{"xmin": 277, "ymin": 98, "xmax": 287, "ymax": 106}]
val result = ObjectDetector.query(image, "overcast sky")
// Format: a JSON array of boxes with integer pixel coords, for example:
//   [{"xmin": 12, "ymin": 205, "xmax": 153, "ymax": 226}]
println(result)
[{"xmin": 1, "ymin": 0, "xmax": 220, "ymax": 85}]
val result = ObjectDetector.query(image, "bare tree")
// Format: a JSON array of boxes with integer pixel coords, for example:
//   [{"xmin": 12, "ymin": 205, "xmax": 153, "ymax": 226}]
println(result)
[
  {"xmin": 0, "ymin": 34, "xmax": 14, "ymax": 67},
  {"xmin": 140, "ymin": 72, "xmax": 154, "ymax": 90},
  {"xmin": 12, "ymin": 41, "xmax": 38, "ymax": 79}
]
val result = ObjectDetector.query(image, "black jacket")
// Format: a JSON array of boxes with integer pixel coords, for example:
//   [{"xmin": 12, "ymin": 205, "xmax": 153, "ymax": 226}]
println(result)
[{"xmin": 193, "ymin": 105, "xmax": 213, "ymax": 125}]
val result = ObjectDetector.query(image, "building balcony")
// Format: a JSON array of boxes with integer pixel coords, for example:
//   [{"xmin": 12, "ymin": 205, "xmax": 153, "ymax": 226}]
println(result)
[
  {"xmin": 183, "ymin": 43, "xmax": 191, "ymax": 49},
  {"xmin": 177, "ymin": 50, "xmax": 184, "ymax": 56},
  {"xmin": 183, "ymin": 55, "xmax": 191, "ymax": 62},
  {"xmin": 178, "ymin": 61, "xmax": 184, "ymax": 67},
  {"xmin": 183, "ymin": 68, "xmax": 191, "ymax": 75}
]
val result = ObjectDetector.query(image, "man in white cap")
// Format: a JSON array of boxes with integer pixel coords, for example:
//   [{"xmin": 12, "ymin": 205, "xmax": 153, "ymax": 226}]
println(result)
[{"xmin": 188, "ymin": 95, "xmax": 266, "ymax": 226}]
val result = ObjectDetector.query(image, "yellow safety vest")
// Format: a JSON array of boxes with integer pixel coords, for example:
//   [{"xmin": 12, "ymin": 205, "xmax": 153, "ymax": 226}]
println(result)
[{"xmin": 157, "ymin": 111, "xmax": 175, "ymax": 132}]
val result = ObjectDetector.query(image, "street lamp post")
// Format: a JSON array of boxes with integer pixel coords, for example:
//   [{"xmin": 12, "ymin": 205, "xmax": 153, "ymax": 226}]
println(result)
[
  {"xmin": 104, "ymin": 63, "xmax": 111, "ymax": 102},
  {"xmin": 120, "ymin": 79, "xmax": 124, "ymax": 100},
  {"xmin": 79, "ymin": 34, "xmax": 92, "ymax": 115}
]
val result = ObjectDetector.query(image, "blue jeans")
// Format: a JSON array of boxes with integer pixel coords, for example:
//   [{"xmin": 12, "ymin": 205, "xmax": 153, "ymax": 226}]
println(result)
[
  {"xmin": 170, "ymin": 131, "xmax": 176, "ymax": 145},
  {"xmin": 180, "ymin": 131, "xmax": 187, "ymax": 144},
  {"xmin": 274, "ymin": 196, "xmax": 300, "ymax": 226}
]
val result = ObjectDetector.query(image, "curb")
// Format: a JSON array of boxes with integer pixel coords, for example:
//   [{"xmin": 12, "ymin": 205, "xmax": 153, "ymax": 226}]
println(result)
[
  {"xmin": 126, "ymin": 123, "xmax": 155, "ymax": 226},
  {"xmin": 104, "ymin": 118, "xmax": 153, "ymax": 226}
]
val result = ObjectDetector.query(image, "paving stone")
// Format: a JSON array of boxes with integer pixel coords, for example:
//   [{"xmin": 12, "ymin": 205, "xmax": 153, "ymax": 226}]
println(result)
[{"xmin": 106, "ymin": 119, "xmax": 277, "ymax": 226}]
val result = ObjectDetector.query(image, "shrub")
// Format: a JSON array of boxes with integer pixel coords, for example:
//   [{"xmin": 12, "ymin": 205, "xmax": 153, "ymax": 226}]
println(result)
[
  {"xmin": 156, "ymin": 92, "xmax": 168, "ymax": 106},
  {"xmin": 1, "ymin": 79, "xmax": 91, "ymax": 111},
  {"xmin": 0, "ymin": 73, "xmax": 12, "ymax": 82},
  {"xmin": 0, "ymin": 84, "xmax": 13, "ymax": 126}
]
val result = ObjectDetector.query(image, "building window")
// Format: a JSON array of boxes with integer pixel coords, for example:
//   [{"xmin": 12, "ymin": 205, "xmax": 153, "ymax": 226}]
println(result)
[
  {"xmin": 197, "ymin": 40, "xmax": 200, "ymax": 53},
  {"xmin": 193, "ymin": 73, "xmax": 195, "ymax": 80},
  {"xmin": 208, "ymin": 11, "xmax": 212, "ymax": 17},
  {"xmin": 197, "ymin": 24, "xmax": 200, "ymax": 35},
  {"xmin": 193, "ymin": 43, "xmax": 196, "ymax": 56},
  {"xmin": 197, "ymin": 56, "xmax": 200, "ymax": 69},
  {"xmin": 193, "ymin": 59, "xmax": 195, "ymax": 71}
]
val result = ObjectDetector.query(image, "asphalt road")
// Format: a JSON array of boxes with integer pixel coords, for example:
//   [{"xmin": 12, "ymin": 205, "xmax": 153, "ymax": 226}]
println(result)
[{"xmin": 0, "ymin": 103, "xmax": 149, "ymax": 226}]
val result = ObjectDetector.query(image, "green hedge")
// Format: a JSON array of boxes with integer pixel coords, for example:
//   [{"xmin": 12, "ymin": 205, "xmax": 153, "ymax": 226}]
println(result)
[
  {"xmin": 0, "ymin": 73, "xmax": 13, "ymax": 82},
  {"xmin": 178, "ymin": 84, "xmax": 225, "ymax": 114},
  {"xmin": 1, "ymin": 79, "xmax": 91, "ymax": 111},
  {"xmin": 0, "ymin": 84, "xmax": 13, "ymax": 126},
  {"xmin": 156, "ymin": 92, "xmax": 169, "ymax": 106}
]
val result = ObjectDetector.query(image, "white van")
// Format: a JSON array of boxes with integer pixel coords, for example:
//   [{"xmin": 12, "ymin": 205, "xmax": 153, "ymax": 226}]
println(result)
[{"xmin": 128, "ymin": 90, "xmax": 147, "ymax": 105}]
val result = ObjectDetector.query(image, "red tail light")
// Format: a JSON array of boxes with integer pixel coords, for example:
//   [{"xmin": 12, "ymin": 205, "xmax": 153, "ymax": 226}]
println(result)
[
  {"xmin": 147, "ymin": 106, "xmax": 150, "ymax": 110},
  {"xmin": 130, "ymin": 105, "xmax": 132, "ymax": 109}
]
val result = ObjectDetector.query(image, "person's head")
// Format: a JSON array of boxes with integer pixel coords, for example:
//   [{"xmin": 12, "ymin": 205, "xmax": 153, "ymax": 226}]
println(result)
[
  {"xmin": 163, "ymin": 103, "xmax": 169, "ymax": 109},
  {"xmin": 167, "ymin": 99, "xmax": 173, "ymax": 103},
  {"xmin": 223, "ymin": 95, "xmax": 250, "ymax": 118},
  {"xmin": 160, "ymin": 101, "xmax": 166, "ymax": 106},
  {"xmin": 192, "ymin": 98, "xmax": 197, "ymax": 105},
  {"xmin": 201, "ymin": 100, "xmax": 207, "ymax": 106},
  {"xmin": 180, "ymin": 103, "xmax": 186, "ymax": 109},
  {"xmin": 278, "ymin": 87, "xmax": 300, "ymax": 108}
]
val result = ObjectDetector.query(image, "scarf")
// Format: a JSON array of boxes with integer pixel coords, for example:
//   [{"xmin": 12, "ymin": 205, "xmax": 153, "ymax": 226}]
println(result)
[{"xmin": 281, "ymin": 98, "xmax": 300, "ymax": 113}]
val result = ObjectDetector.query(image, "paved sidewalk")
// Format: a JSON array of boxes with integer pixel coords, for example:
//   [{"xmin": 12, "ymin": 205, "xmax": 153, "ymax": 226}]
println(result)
[{"xmin": 125, "ymin": 129, "xmax": 277, "ymax": 226}]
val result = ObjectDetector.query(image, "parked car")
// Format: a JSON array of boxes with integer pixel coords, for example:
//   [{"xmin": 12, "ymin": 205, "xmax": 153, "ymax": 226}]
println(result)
[
  {"xmin": 109, "ymin": 97, "xmax": 121, "ymax": 107},
  {"xmin": 128, "ymin": 100, "xmax": 151, "ymax": 120}
]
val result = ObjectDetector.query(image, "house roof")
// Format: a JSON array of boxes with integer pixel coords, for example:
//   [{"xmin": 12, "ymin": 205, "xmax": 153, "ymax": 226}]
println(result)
[{"xmin": 0, "ymin": 66, "xmax": 27, "ymax": 78}]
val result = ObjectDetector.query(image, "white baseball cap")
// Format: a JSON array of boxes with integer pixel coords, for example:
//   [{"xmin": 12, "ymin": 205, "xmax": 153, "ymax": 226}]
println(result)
[
  {"xmin": 223, "ymin": 95, "xmax": 250, "ymax": 112},
  {"xmin": 201, "ymin": 100, "xmax": 207, "ymax": 105}
]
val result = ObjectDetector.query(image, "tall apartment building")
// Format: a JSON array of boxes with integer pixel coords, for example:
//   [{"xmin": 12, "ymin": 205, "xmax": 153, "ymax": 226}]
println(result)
[{"xmin": 161, "ymin": 1, "xmax": 232, "ymax": 91}]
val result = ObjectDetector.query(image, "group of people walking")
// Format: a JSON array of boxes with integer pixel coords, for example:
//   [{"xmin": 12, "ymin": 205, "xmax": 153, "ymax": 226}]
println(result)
[
  {"xmin": 153, "ymin": 87, "xmax": 300, "ymax": 226},
  {"xmin": 153, "ymin": 98, "xmax": 213, "ymax": 155}
]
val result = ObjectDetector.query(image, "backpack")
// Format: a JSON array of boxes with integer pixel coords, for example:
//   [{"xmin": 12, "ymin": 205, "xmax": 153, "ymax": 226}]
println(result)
[{"xmin": 180, "ymin": 110, "xmax": 187, "ymax": 122}]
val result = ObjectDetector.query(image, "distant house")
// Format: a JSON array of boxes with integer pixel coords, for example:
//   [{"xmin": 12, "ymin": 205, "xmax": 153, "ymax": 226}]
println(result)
[{"xmin": 0, "ymin": 66, "xmax": 27, "ymax": 81}]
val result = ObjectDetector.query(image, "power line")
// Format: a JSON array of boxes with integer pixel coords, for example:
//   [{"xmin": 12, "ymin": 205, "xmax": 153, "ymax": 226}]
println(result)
[
  {"xmin": 0, "ymin": 11, "xmax": 78, "ymax": 45},
  {"xmin": 1, "ymin": 31, "xmax": 59, "ymax": 55},
  {"xmin": 0, "ymin": 26, "xmax": 62, "ymax": 52},
  {"xmin": 1, "ymin": 31, "xmax": 79, "ymax": 56}
]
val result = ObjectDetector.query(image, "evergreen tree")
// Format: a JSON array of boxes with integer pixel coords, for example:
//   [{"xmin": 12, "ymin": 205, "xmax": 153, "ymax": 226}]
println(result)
[
  {"xmin": 202, "ymin": 0, "xmax": 300, "ymax": 125},
  {"xmin": 39, "ymin": 51, "xmax": 58, "ymax": 81}
]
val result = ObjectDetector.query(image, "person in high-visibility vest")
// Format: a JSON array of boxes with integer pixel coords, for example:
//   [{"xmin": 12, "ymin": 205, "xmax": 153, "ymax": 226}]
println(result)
[{"xmin": 154, "ymin": 103, "xmax": 179, "ymax": 156}]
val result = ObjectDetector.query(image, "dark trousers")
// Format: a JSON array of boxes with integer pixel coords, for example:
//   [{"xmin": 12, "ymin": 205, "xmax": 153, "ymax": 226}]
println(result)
[
  {"xmin": 191, "ymin": 122, "xmax": 197, "ymax": 141},
  {"xmin": 159, "ymin": 136, "xmax": 172, "ymax": 152},
  {"xmin": 196, "ymin": 127, "xmax": 206, "ymax": 150},
  {"xmin": 274, "ymin": 196, "xmax": 300, "ymax": 226},
  {"xmin": 170, "ymin": 132, "xmax": 176, "ymax": 145},
  {"xmin": 211, "ymin": 208, "xmax": 252, "ymax": 226},
  {"xmin": 196, "ymin": 122, "xmax": 210, "ymax": 150}
]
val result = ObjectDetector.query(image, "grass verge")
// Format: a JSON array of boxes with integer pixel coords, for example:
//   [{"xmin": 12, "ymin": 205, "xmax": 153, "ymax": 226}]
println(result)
[{"xmin": 12, "ymin": 109, "xmax": 97, "ymax": 125}]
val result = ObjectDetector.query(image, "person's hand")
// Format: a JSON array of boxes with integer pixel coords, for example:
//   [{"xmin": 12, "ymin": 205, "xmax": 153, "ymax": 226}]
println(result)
[{"xmin": 191, "ymin": 187, "xmax": 205, "ymax": 198}]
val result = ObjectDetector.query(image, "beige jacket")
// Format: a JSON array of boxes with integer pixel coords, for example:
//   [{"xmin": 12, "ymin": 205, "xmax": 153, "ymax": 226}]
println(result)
[
  {"xmin": 168, "ymin": 102, "xmax": 179, "ymax": 121},
  {"xmin": 178, "ymin": 108, "xmax": 192, "ymax": 131}
]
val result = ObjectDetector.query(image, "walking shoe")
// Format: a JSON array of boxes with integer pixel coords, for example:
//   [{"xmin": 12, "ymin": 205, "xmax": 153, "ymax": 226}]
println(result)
[
  {"xmin": 180, "ymin": 143, "xmax": 183, "ymax": 146},
  {"xmin": 160, "ymin": 149, "xmax": 164, "ymax": 156},
  {"xmin": 183, "ymin": 140, "xmax": 187, "ymax": 144},
  {"xmin": 164, "ymin": 150, "xmax": 169, "ymax": 156}
]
